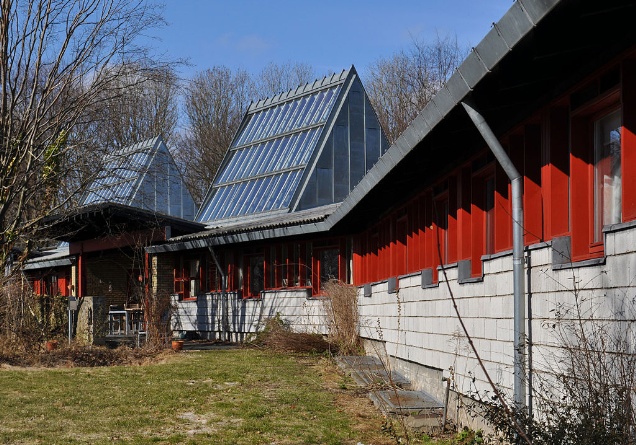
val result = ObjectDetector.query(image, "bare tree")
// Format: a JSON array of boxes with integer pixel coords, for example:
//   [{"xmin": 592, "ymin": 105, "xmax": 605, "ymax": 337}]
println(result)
[
  {"xmin": 175, "ymin": 66, "xmax": 254, "ymax": 205},
  {"xmin": 0, "ymin": 0, "xmax": 169, "ymax": 264},
  {"xmin": 84, "ymin": 65, "xmax": 180, "ymax": 149},
  {"xmin": 366, "ymin": 34, "xmax": 465, "ymax": 143},
  {"xmin": 255, "ymin": 61, "xmax": 316, "ymax": 98},
  {"xmin": 68, "ymin": 64, "xmax": 181, "ymax": 202}
]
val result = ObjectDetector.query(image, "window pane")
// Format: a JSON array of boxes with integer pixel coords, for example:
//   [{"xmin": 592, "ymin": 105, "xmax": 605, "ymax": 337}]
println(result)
[
  {"xmin": 594, "ymin": 109, "xmax": 622, "ymax": 242},
  {"xmin": 319, "ymin": 248, "xmax": 339, "ymax": 289},
  {"xmin": 299, "ymin": 94, "xmax": 317, "ymax": 127},
  {"xmin": 248, "ymin": 255, "xmax": 264, "ymax": 296},
  {"xmin": 254, "ymin": 176, "xmax": 275, "ymax": 213},
  {"xmin": 485, "ymin": 177, "xmax": 495, "ymax": 254},
  {"xmin": 289, "ymin": 96, "xmax": 307, "ymax": 131},
  {"xmin": 236, "ymin": 114, "xmax": 255, "ymax": 146}
]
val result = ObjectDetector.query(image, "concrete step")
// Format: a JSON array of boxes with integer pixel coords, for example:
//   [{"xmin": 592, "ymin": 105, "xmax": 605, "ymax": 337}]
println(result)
[
  {"xmin": 336, "ymin": 355, "xmax": 445, "ymax": 433},
  {"xmin": 369, "ymin": 389, "xmax": 444, "ymax": 415},
  {"xmin": 336, "ymin": 355, "xmax": 412, "ymax": 389}
]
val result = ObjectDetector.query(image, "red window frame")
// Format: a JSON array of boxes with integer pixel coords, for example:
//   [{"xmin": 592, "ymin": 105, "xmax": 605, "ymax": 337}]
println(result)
[
  {"xmin": 174, "ymin": 255, "xmax": 204, "ymax": 300},
  {"xmin": 394, "ymin": 215, "xmax": 408, "ymax": 277},
  {"xmin": 433, "ymin": 192, "xmax": 449, "ymax": 269},
  {"xmin": 471, "ymin": 165, "xmax": 495, "ymax": 277},
  {"xmin": 570, "ymin": 89, "xmax": 621, "ymax": 261},
  {"xmin": 207, "ymin": 252, "xmax": 224, "ymax": 292},
  {"xmin": 311, "ymin": 242, "xmax": 341, "ymax": 296}
]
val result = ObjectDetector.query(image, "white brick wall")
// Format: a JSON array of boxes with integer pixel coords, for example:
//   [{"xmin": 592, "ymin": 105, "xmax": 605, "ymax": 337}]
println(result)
[
  {"xmin": 171, "ymin": 289, "xmax": 328, "ymax": 339},
  {"xmin": 356, "ymin": 227, "xmax": 636, "ymax": 403},
  {"xmin": 168, "ymin": 225, "xmax": 636, "ymax": 411}
]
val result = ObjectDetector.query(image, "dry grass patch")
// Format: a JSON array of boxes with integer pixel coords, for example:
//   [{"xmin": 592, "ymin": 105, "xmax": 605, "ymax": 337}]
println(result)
[
  {"xmin": 0, "ymin": 342, "xmax": 165, "ymax": 368},
  {"xmin": 248, "ymin": 315, "xmax": 334, "ymax": 354}
]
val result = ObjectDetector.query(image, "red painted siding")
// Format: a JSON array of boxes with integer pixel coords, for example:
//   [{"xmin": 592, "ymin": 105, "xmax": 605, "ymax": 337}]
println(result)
[{"xmin": 351, "ymin": 55, "xmax": 636, "ymax": 285}]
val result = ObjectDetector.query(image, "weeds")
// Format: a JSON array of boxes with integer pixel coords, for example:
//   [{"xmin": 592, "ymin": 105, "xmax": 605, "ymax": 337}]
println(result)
[
  {"xmin": 0, "ymin": 342, "xmax": 163, "ymax": 368},
  {"xmin": 322, "ymin": 279, "xmax": 362, "ymax": 356},
  {"xmin": 471, "ymin": 280, "xmax": 636, "ymax": 444},
  {"xmin": 0, "ymin": 274, "xmax": 67, "ymax": 353},
  {"xmin": 248, "ymin": 314, "xmax": 333, "ymax": 354}
]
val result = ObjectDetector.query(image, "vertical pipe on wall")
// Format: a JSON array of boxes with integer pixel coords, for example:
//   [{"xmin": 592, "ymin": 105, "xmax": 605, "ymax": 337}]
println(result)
[
  {"xmin": 461, "ymin": 101, "xmax": 527, "ymax": 411},
  {"xmin": 208, "ymin": 247, "xmax": 228, "ymax": 342}
]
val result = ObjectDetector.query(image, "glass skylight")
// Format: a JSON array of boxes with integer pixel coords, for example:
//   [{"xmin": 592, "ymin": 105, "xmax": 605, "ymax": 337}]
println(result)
[{"xmin": 197, "ymin": 84, "xmax": 342, "ymax": 222}]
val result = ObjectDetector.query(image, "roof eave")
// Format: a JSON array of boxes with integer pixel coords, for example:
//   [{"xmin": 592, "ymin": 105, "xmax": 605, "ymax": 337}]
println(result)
[{"xmin": 146, "ymin": 220, "xmax": 330, "ymax": 253}]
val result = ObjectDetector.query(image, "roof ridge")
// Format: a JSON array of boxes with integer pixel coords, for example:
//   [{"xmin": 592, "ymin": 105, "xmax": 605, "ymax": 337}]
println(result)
[{"xmin": 248, "ymin": 67, "xmax": 351, "ymax": 113}]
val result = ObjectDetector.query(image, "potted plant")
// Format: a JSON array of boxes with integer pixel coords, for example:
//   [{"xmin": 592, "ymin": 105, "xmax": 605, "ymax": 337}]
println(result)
[{"xmin": 171, "ymin": 331, "xmax": 185, "ymax": 351}]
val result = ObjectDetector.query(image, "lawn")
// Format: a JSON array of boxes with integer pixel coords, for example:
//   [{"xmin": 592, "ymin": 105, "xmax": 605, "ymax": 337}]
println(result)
[{"xmin": 0, "ymin": 347, "xmax": 440, "ymax": 445}]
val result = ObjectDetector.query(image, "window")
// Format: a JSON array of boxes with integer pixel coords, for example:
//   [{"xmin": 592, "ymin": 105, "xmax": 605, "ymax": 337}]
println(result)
[
  {"xmin": 395, "ymin": 217, "xmax": 408, "ymax": 276},
  {"xmin": 189, "ymin": 259, "xmax": 201, "ymax": 297},
  {"xmin": 244, "ymin": 254, "xmax": 264, "ymax": 298},
  {"xmin": 208, "ymin": 256, "xmax": 224, "ymax": 292},
  {"xmin": 570, "ymin": 87, "xmax": 621, "ymax": 261},
  {"xmin": 485, "ymin": 176, "xmax": 496, "ymax": 255},
  {"xmin": 174, "ymin": 256, "xmax": 202, "ymax": 300},
  {"xmin": 433, "ymin": 194, "xmax": 449, "ymax": 265},
  {"xmin": 268, "ymin": 245, "xmax": 283, "ymax": 288},
  {"xmin": 312, "ymin": 246, "xmax": 339, "ymax": 295},
  {"xmin": 470, "ymin": 166, "xmax": 495, "ymax": 276},
  {"xmin": 286, "ymin": 243, "xmax": 300, "ymax": 287},
  {"xmin": 593, "ymin": 109, "xmax": 622, "ymax": 242}
]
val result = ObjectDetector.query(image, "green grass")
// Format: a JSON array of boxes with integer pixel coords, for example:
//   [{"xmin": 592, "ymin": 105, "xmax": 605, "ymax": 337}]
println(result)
[{"xmin": 0, "ymin": 349, "xmax": 370, "ymax": 445}]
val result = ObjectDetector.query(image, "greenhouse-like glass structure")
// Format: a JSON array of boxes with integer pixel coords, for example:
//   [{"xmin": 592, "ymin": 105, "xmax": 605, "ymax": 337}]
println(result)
[
  {"xmin": 82, "ymin": 136, "xmax": 197, "ymax": 220},
  {"xmin": 197, "ymin": 66, "xmax": 389, "ymax": 224}
]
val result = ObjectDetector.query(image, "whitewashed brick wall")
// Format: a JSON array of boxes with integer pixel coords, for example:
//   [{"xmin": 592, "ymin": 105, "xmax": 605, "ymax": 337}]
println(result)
[
  {"xmin": 357, "ymin": 226, "xmax": 636, "ymax": 404},
  {"xmin": 171, "ymin": 289, "xmax": 328, "ymax": 340}
]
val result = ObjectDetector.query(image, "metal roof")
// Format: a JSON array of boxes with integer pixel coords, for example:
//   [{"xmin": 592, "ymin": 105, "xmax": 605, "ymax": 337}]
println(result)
[
  {"xmin": 146, "ymin": 203, "xmax": 339, "ymax": 253},
  {"xmin": 82, "ymin": 136, "xmax": 197, "ymax": 220},
  {"xmin": 23, "ymin": 244, "xmax": 73, "ymax": 271},
  {"xmin": 41, "ymin": 202, "xmax": 205, "ymax": 242}
]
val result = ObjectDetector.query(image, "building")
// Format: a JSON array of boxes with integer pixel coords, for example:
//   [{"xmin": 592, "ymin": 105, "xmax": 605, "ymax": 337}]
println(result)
[
  {"xmin": 147, "ymin": 66, "xmax": 389, "ymax": 339},
  {"xmin": 147, "ymin": 0, "xmax": 636, "ymax": 425},
  {"xmin": 26, "ymin": 136, "xmax": 203, "ymax": 343}
]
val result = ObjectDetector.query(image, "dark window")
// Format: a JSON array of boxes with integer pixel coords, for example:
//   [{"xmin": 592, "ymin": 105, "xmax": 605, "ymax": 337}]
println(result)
[
  {"xmin": 312, "ymin": 246, "xmax": 339, "ymax": 295},
  {"xmin": 245, "ymin": 254, "xmax": 264, "ymax": 298}
]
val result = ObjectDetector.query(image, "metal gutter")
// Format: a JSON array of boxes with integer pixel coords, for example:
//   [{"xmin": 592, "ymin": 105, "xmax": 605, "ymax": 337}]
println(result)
[{"xmin": 146, "ymin": 219, "xmax": 329, "ymax": 253}]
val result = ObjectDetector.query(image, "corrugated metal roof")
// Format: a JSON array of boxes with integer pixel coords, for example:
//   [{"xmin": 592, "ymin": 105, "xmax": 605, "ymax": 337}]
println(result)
[
  {"xmin": 23, "ymin": 244, "xmax": 72, "ymax": 270},
  {"xmin": 196, "ymin": 70, "xmax": 351, "ymax": 223},
  {"xmin": 146, "ymin": 203, "xmax": 339, "ymax": 253}
]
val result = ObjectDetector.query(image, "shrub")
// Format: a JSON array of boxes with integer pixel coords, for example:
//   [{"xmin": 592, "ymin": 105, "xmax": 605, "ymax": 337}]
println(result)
[{"xmin": 322, "ymin": 280, "xmax": 361, "ymax": 356}]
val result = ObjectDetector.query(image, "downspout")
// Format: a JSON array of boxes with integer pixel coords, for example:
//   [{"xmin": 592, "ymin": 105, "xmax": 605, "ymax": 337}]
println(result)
[
  {"xmin": 461, "ymin": 101, "xmax": 526, "ymax": 411},
  {"xmin": 208, "ymin": 247, "xmax": 229, "ymax": 342}
]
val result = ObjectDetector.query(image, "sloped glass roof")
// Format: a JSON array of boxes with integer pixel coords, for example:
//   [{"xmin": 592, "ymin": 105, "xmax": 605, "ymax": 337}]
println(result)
[
  {"xmin": 82, "ymin": 140, "xmax": 153, "ymax": 206},
  {"xmin": 82, "ymin": 136, "xmax": 197, "ymax": 220},
  {"xmin": 197, "ymin": 75, "xmax": 345, "ymax": 223}
]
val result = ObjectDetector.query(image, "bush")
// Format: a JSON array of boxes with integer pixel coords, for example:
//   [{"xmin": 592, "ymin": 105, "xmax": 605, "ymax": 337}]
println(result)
[
  {"xmin": 248, "ymin": 315, "xmax": 333, "ymax": 354},
  {"xmin": 474, "ymin": 292, "xmax": 636, "ymax": 445},
  {"xmin": 322, "ymin": 280, "xmax": 362, "ymax": 356}
]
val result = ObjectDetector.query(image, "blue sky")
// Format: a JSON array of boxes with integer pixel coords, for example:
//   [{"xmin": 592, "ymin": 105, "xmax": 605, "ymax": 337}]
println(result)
[{"xmin": 148, "ymin": 0, "xmax": 511, "ymax": 81}]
